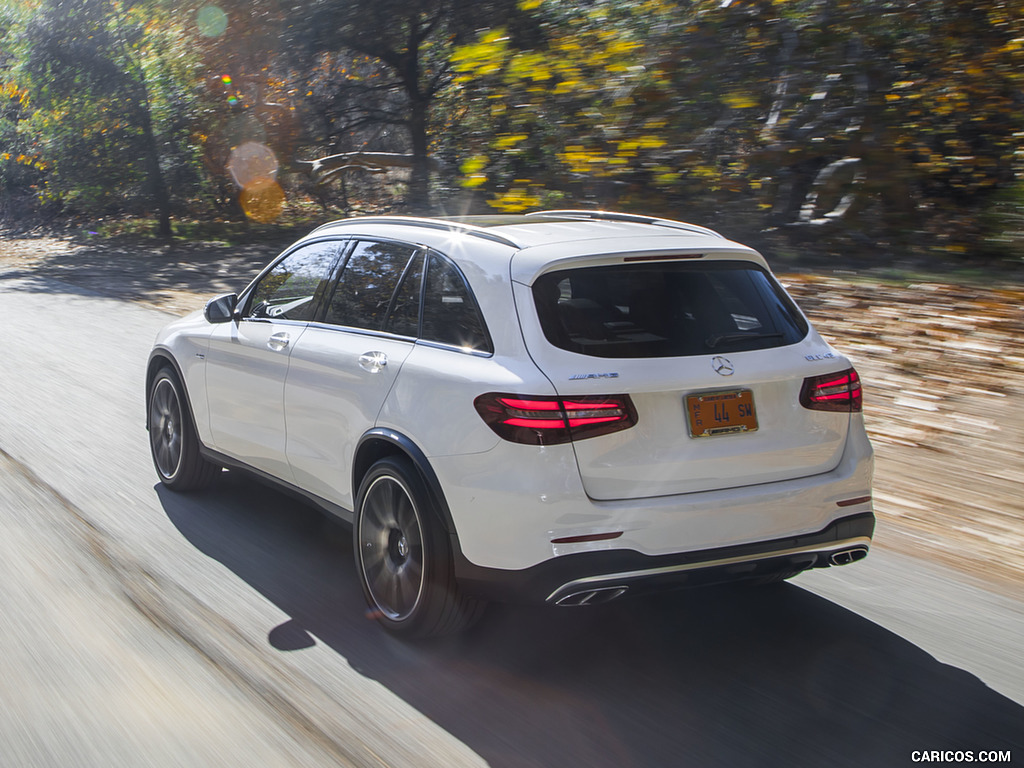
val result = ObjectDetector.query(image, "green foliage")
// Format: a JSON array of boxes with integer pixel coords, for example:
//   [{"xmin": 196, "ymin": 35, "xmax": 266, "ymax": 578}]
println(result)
[
  {"xmin": 982, "ymin": 183, "xmax": 1024, "ymax": 262},
  {"xmin": 6, "ymin": 0, "xmax": 211, "ymax": 234}
]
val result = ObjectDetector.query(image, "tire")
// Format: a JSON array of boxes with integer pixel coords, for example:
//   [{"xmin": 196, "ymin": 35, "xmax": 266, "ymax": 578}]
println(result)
[
  {"xmin": 354, "ymin": 456, "xmax": 485, "ymax": 638},
  {"xmin": 148, "ymin": 366, "xmax": 218, "ymax": 491}
]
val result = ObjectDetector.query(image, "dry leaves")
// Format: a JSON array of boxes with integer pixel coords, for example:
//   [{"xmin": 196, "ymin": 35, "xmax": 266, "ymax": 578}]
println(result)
[{"xmin": 784, "ymin": 274, "xmax": 1024, "ymax": 591}]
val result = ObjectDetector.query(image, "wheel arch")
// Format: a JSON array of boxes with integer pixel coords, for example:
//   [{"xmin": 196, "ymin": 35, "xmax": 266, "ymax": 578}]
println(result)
[
  {"xmin": 146, "ymin": 349, "xmax": 192, "ymax": 431},
  {"xmin": 353, "ymin": 429, "xmax": 456, "ymax": 535}
]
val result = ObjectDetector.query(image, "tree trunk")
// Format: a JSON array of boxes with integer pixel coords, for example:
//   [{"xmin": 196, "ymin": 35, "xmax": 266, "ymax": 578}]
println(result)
[
  {"xmin": 134, "ymin": 85, "xmax": 172, "ymax": 239},
  {"xmin": 407, "ymin": 97, "xmax": 431, "ymax": 213}
]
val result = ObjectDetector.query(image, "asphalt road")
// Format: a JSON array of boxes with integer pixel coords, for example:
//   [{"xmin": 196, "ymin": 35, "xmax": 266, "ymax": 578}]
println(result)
[{"xmin": 1, "ymin": 272, "xmax": 1022, "ymax": 768}]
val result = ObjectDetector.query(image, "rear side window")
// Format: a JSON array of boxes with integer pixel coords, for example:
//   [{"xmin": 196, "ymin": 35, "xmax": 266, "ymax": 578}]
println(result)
[
  {"xmin": 532, "ymin": 261, "xmax": 807, "ymax": 358},
  {"xmin": 325, "ymin": 240, "xmax": 417, "ymax": 331},
  {"xmin": 384, "ymin": 253, "xmax": 424, "ymax": 337},
  {"xmin": 421, "ymin": 253, "xmax": 492, "ymax": 352}
]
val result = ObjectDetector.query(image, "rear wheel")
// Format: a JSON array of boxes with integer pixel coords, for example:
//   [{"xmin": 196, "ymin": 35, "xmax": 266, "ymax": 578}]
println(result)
[
  {"xmin": 354, "ymin": 456, "xmax": 484, "ymax": 638},
  {"xmin": 148, "ymin": 367, "xmax": 218, "ymax": 491}
]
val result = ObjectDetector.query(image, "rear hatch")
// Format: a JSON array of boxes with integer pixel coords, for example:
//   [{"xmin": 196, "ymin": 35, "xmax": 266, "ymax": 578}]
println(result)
[{"xmin": 514, "ymin": 253, "xmax": 853, "ymax": 501}]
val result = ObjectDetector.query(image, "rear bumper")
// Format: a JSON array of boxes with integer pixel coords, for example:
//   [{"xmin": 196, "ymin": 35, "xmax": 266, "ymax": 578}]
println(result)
[
  {"xmin": 453, "ymin": 512, "xmax": 874, "ymax": 604},
  {"xmin": 432, "ymin": 417, "xmax": 874, "ymax": 571}
]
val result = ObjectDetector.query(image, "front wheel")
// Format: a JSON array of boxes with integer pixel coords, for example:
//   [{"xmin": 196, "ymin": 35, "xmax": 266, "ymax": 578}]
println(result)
[
  {"xmin": 148, "ymin": 367, "xmax": 218, "ymax": 491},
  {"xmin": 354, "ymin": 456, "xmax": 484, "ymax": 638}
]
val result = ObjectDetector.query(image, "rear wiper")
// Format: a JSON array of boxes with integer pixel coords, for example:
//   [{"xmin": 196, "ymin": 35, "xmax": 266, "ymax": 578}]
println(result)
[{"xmin": 705, "ymin": 331, "xmax": 783, "ymax": 349}]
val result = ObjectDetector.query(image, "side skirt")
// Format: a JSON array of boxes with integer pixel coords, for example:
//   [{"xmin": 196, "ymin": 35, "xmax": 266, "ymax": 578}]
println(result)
[{"xmin": 198, "ymin": 445, "xmax": 355, "ymax": 525}]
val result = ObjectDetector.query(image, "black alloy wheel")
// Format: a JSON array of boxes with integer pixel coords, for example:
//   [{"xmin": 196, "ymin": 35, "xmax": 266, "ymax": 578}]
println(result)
[{"xmin": 354, "ymin": 456, "xmax": 484, "ymax": 637}]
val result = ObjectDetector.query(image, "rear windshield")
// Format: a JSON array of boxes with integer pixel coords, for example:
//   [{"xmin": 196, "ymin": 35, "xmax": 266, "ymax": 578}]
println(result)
[{"xmin": 532, "ymin": 261, "xmax": 808, "ymax": 358}]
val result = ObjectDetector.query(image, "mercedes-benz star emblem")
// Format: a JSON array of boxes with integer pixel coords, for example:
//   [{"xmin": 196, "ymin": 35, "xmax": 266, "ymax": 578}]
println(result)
[{"xmin": 711, "ymin": 356, "xmax": 735, "ymax": 376}]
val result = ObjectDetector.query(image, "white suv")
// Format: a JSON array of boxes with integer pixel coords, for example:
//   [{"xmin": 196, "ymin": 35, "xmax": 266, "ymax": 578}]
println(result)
[{"xmin": 147, "ymin": 211, "xmax": 874, "ymax": 636}]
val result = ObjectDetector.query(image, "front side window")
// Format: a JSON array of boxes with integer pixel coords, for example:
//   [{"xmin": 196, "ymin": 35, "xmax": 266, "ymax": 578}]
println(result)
[
  {"xmin": 324, "ymin": 240, "xmax": 417, "ymax": 331},
  {"xmin": 247, "ymin": 240, "xmax": 341, "ymax": 321},
  {"xmin": 532, "ymin": 261, "xmax": 808, "ymax": 358}
]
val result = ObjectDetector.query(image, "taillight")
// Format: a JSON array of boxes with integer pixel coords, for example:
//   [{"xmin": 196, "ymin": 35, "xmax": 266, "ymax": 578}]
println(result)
[
  {"xmin": 474, "ymin": 393, "xmax": 638, "ymax": 445},
  {"xmin": 800, "ymin": 368, "xmax": 863, "ymax": 412}
]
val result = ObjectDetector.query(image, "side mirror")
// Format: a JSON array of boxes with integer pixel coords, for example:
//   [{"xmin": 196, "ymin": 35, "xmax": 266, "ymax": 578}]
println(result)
[{"xmin": 204, "ymin": 293, "xmax": 238, "ymax": 324}]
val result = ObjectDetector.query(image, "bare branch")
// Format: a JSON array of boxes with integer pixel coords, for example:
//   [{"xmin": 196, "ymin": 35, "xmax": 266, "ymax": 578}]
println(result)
[
  {"xmin": 297, "ymin": 151, "xmax": 442, "ymax": 185},
  {"xmin": 798, "ymin": 157, "xmax": 865, "ymax": 225}
]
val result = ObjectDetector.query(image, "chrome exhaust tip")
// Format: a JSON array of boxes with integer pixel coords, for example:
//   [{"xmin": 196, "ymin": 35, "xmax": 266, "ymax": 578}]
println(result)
[
  {"xmin": 554, "ymin": 586, "xmax": 629, "ymax": 606},
  {"xmin": 829, "ymin": 546, "xmax": 869, "ymax": 566}
]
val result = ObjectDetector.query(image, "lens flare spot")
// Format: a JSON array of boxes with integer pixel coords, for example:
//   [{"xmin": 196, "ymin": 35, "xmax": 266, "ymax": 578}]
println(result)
[
  {"xmin": 240, "ymin": 179, "xmax": 285, "ymax": 223},
  {"xmin": 226, "ymin": 142, "xmax": 278, "ymax": 189},
  {"xmin": 198, "ymin": 6, "xmax": 228, "ymax": 37},
  {"xmin": 220, "ymin": 74, "xmax": 232, "ymax": 85}
]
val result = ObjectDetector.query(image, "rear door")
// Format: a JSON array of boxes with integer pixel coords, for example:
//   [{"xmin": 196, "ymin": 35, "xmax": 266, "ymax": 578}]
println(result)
[
  {"xmin": 283, "ymin": 239, "xmax": 420, "ymax": 509},
  {"xmin": 515, "ymin": 255, "xmax": 851, "ymax": 501}
]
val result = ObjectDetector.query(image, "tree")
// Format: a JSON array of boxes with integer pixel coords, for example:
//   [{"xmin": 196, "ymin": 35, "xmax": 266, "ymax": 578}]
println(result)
[
  {"xmin": 284, "ymin": 0, "xmax": 533, "ymax": 212},
  {"xmin": 451, "ymin": 0, "xmax": 1024, "ymax": 256},
  {"xmin": 0, "ymin": 5, "xmax": 45, "ymax": 221},
  {"xmin": 13, "ymin": 0, "xmax": 206, "ymax": 237}
]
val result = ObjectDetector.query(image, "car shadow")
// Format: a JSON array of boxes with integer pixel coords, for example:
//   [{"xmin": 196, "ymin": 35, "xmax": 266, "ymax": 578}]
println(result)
[{"xmin": 157, "ymin": 471, "xmax": 1024, "ymax": 768}]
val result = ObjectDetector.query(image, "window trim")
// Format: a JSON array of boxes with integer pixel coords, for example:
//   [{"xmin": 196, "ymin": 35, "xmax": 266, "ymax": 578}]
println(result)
[
  {"xmin": 414, "ymin": 338, "xmax": 495, "ymax": 358},
  {"xmin": 304, "ymin": 321, "xmax": 418, "ymax": 344}
]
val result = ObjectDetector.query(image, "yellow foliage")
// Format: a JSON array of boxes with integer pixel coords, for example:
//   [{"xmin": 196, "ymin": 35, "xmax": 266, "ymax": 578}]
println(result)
[
  {"xmin": 1, "ymin": 80, "xmax": 30, "ymax": 106},
  {"xmin": 489, "ymin": 185, "xmax": 543, "ymax": 213},
  {"xmin": 618, "ymin": 135, "xmax": 667, "ymax": 153},
  {"xmin": 459, "ymin": 154, "xmax": 491, "ymax": 188},
  {"xmin": 606, "ymin": 40, "xmax": 641, "ymax": 57},
  {"xmin": 509, "ymin": 52, "xmax": 550, "ymax": 82},
  {"xmin": 494, "ymin": 133, "xmax": 528, "ymax": 149},
  {"xmin": 452, "ymin": 29, "xmax": 510, "ymax": 75},
  {"xmin": 460, "ymin": 154, "xmax": 489, "ymax": 175},
  {"xmin": 559, "ymin": 145, "xmax": 609, "ymax": 174},
  {"xmin": 722, "ymin": 92, "xmax": 758, "ymax": 109}
]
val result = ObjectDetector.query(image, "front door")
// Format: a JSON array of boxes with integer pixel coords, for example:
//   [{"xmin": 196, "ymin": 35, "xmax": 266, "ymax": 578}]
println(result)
[{"xmin": 205, "ymin": 239, "xmax": 342, "ymax": 480}]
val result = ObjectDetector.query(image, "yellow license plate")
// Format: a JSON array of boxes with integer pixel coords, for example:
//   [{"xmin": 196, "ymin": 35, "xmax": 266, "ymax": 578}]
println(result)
[{"xmin": 686, "ymin": 390, "xmax": 758, "ymax": 437}]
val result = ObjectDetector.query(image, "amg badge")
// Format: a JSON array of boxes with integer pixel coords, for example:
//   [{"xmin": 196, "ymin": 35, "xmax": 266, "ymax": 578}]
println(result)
[{"xmin": 569, "ymin": 372, "xmax": 620, "ymax": 380}]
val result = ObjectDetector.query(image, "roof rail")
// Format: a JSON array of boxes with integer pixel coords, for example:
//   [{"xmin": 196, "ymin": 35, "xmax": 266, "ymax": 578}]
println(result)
[
  {"xmin": 526, "ymin": 209, "xmax": 725, "ymax": 239},
  {"xmin": 309, "ymin": 216, "xmax": 522, "ymax": 248}
]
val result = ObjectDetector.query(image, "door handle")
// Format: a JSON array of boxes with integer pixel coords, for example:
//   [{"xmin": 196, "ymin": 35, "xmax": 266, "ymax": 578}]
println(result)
[
  {"xmin": 268, "ymin": 332, "xmax": 290, "ymax": 351},
  {"xmin": 358, "ymin": 351, "xmax": 388, "ymax": 373}
]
